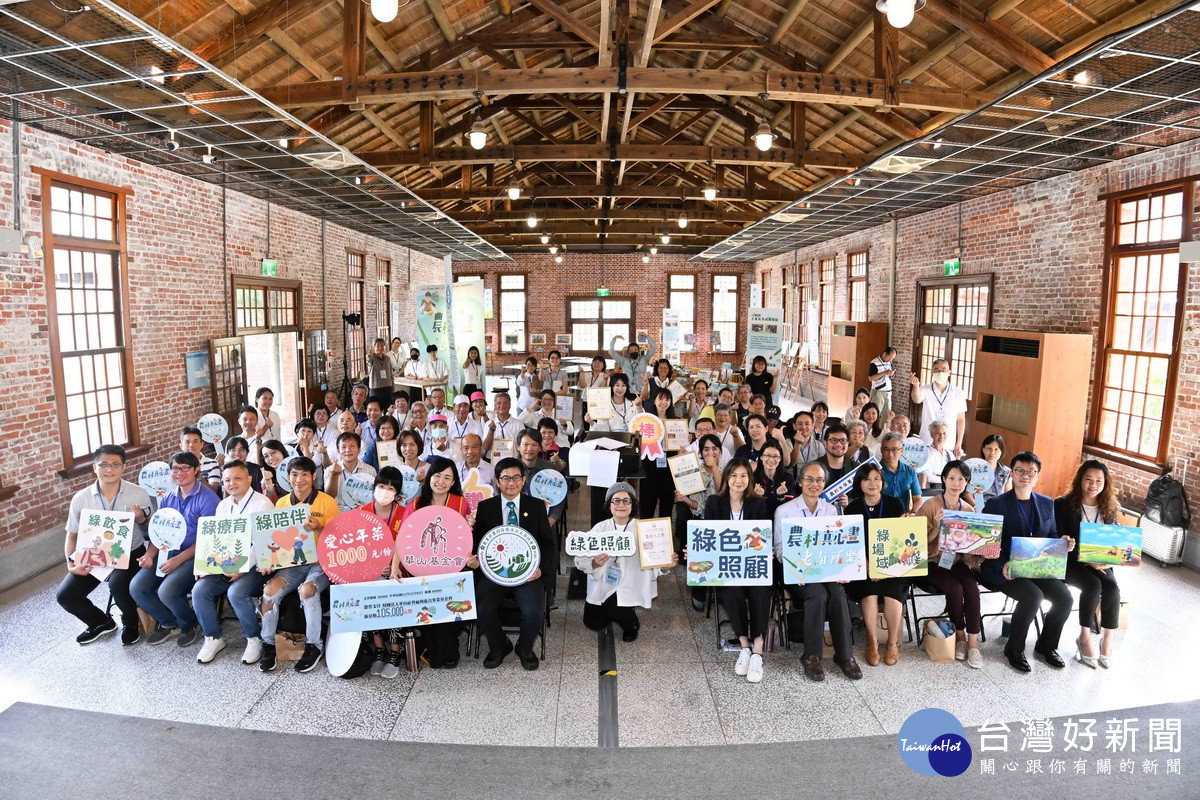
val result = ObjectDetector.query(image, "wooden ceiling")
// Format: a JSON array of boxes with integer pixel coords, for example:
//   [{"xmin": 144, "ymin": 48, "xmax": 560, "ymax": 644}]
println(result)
[{"xmin": 130, "ymin": 0, "xmax": 1171, "ymax": 253}]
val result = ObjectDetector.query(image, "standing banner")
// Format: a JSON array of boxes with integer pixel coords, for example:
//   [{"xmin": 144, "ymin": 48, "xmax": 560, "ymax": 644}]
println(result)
[
  {"xmin": 330, "ymin": 574, "xmax": 477, "ymax": 633},
  {"xmin": 685, "ymin": 520, "xmax": 773, "ymax": 586},
  {"xmin": 662, "ymin": 308, "xmax": 681, "ymax": 362},
  {"xmin": 415, "ymin": 283, "xmax": 450, "ymax": 380},
  {"xmin": 779, "ymin": 514, "xmax": 867, "ymax": 584},
  {"xmin": 867, "ymin": 517, "xmax": 929, "ymax": 578},
  {"xmin": 744, "ymin": 308, "xmax": 785, "ymax": 374},
  {"xmin": 453, "ymin": 277, "xmax": 487, "ymax": 395}
]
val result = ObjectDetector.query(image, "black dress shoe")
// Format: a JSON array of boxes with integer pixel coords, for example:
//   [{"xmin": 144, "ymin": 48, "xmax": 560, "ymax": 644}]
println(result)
[
  {"xmin": 801, "ymin": 654, "xmax": 825, "ymax": 682},
  {"xmin": 516, "ymin": 648, "xmax": 540, "ymax": 671},
  {"xmin": 483, "ymin": 640, "xmax": 513, "ymax": 669},
  {"xmin": 621, "ymin": 625, "xmax": 640, "ymax": 642},
  {"xmin": 1006, "ymin": 649, "xmax": 1032, "ymax": 673},
  {"xmin": 1035, "ymin": 648, "xmax": 1066, "ymax": 668}
]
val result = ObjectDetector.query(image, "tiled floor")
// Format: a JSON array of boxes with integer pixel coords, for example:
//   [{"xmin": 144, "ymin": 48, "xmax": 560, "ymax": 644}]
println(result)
[{"xmin": 4, "ymin": 494, "xmax": 1200, "ymax": 747}]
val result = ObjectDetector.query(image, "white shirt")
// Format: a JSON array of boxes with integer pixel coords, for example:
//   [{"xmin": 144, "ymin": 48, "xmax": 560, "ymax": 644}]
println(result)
[
  {"xmin": 573, "ymin": 518, "xmax": 670, "ymax": 608},
  {"xmin": 68, "ymin": 479, "xmax": 152, "ymax": 550},
  {"xmin": 917, "ymin": 381, "xmax": 968, "ymax": 448},
  {"xmin": 422, "ymin": 358, "xmax": 449, "ymax": 381},
  {"xmin": 256, "ymin": 409, "xmax": 283, "ymax": 440},
  {"xmin": 323, "ymin": 460, "xmax": 377, "ymax": 512},
  {"xmin": 490, "ymin": 415, "xmax": 520, "ymax": 442},
  {"xmin": 540, "ymin": 368, "xmax": 568, "ymax": 395},
  {"xmin": 422, "ymin": 435, "xmax": 462, "ymax": 464},
  {"xmin": 714, "ymin": 427, "xmax": 740, "ymax": 460},
  {"xmin": 388, "ymin": 351, "xmax": 406, "ymax": 374},
  {"xmin": 463, "ymin": 362, "xmax": 483, "ymax": 385},
  {"xmin": 316, "ymin": 424, "xmax": 339, "ymax": 452},
  {"xmin": 773, "ymin": 496, "xmax": 840, "ymax": 559},
  {"xmin": 403, "ymin": 359, "xmax": 422, "ymax": 378},
  {"xmin": 518, "ymin": 406, "xmax": 575, "ymax": 446},
  {"xmin": 216, "ymin": 490, "xmax": 275, "ymax": 517},
  {"xmin": 589, "ymin": 399, "xmax": 639, "ymax": 433},
  {"xmin": 447, "ymin": 415, "xmax": 486, "ymax": 445},
  {"xmin": 458, "ymin": 458, "xmax": 496, "ymax": 490}
]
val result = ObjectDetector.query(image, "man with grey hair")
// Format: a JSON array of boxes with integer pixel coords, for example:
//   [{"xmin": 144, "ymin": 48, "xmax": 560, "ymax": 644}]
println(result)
[
  {"xmin": 712, "ymin": 402, "xmax": 745, "ymax": 460},
  {"xmin": 889, "ymin": 414, "xmax": 912, "ymax": 440},
  {"xmin": 878, "ymin": 431, "xmax": 922, "ymax": 512}
]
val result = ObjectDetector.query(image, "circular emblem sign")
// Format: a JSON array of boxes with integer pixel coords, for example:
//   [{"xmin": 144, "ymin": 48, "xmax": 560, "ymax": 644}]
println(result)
[
  {"xmin": 901, "ymin": 437, "xmax": 931, "ymax": 474},
  {"xmin": 963, "ymin": 458, "xmax": 995, "ymax": 495},
  {"xmin": 397, "ymin": 465, "xmax": 421, "ymax": 503},
  {"xmin": 273, "ymin": 456, "xmax": 296, "ymax": 494},
  {"xmin": 396, "ymin": 505, "xmax": 473, "ymax": 577},
  {"xmin": 529, "ymin": 469, "xmax": 568, "ymax": 507},
  {"xmin": 317, "ymin": 509, "xmax": 394, "ymax": 584},
  {"xmin": 197, "ymin": 413, "xmax": 229, "ymax": 444},
  {"xmin": 138, "ymin": 461, "xmax": 174, "ymax": 498},
  {"xmin": 630, "ymin": 412, "xmax": 665, "ymax": 442},
  {"xmin": 478, "ymin": 524, "xmax": 541, "ymax": 587},
  {"xmin": 341, "ymin": 469, "xmax": 376, "ymax": 508},
  {"xmin": 147, "ymin": 508, "xmax": 186, "ymax": 552}
]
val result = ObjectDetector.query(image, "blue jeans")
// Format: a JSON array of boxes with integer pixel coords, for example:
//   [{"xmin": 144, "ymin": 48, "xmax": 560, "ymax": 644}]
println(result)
[
  {"xmin": 130, "ymin": 559, "xmax": 198, "ymax": 629},
  {"xmin": 260, "ymin": 565, "xmax": 328, "ymax": 646},
  {"xmin": 192, "ymin": 571, "xmax": 268, "ymax": 639}
]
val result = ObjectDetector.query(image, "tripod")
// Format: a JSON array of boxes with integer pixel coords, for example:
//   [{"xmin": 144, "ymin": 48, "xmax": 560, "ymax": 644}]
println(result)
[{"xmin": 339, "ymin": 311, "xmax": 361, "ymax": 408}]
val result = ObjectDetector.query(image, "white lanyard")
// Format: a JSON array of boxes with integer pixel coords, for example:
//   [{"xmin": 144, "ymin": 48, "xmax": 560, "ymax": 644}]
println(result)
[{"xmin": 453, "ymin": 420, "xmax": 469, "ymax": 439}]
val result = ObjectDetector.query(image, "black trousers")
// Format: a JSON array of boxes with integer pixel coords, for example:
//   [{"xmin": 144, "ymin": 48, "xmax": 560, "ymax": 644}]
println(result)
[
  {"xmin": 719, "ymin": 585, "xmax": 772, "ymax": 640},
  {"xmin": 419, "ymin": 622, "xmax": 461, "ymax": 666},
  {"xmin": 56, "ymin": 545, "xmax": 146, "ymax": 628},
  {"xmin": 1066, "ymin": 562, "xmax": 1121, "ymax": 629},
  {"xmin": 641, "ymin": 459, "xmax": 674, "ymax": 521},
  {"xmin": 369, "ymin": 386, "xmax": 393, "ymax": 412},
  {"xmin": 477, "ymin": 579, "xmax": 546, "ymax": 655},
  {"xmin": 786, "ymin": 582, "xmax": 853, "ymax": 661},
  {"xmin": 981, "ymin": 565, "xmax": 1073, "ymax": 654},
  {"xmin": 583, "ymin": 592, "xmax": 639, "ymax": 632}
]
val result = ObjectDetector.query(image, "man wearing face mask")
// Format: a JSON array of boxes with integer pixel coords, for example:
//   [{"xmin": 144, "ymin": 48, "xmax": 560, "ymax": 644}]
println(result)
[
  {"xmin": 909, "ymin": 358, "xmax": 968, "ymax": 457},
  {"xmin": 608, "ymin": 334, "xmax": 656, "ymax": 397}
]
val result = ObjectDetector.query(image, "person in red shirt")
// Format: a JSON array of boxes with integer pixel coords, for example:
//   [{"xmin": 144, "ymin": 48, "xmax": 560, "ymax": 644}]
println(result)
[{"xmin": 359, "ymin": 467, "xmax": 406, "ymax": 679}]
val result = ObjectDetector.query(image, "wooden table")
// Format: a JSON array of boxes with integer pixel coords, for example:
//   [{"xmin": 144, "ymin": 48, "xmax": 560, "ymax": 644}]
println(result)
[{"xmin": 393, "ymin": 376, "xmax": 447, "ymax": 400}]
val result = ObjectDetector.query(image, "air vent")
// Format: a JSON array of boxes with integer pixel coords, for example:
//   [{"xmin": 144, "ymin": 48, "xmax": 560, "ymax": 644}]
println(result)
[
  {"xmin": 981, "ymin": 335, "xmax": 1041, "ymax": 358},
  {"xmin": 834, "ymin": 324, "xmax": 857, "ymax": 337}
]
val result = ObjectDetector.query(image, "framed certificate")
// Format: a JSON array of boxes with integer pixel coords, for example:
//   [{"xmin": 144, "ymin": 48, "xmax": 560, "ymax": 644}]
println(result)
[
  {"xmin": 376, "ymin": 439, "xmax": 400, "ymax": 468},
  {"xmin": 587, "ymin": 387, "xmax": 612, "ymax": 420},
  {"xmin": 636, "ymin": 517, "xmax": 675, "ymax": 570},
  {"xmin": 665, "ymin": 420, "xmax": 689, "ymax": 452},
  {"xmin": 668, "ymin": 451, "xmax": 706, "ymax": 495}
]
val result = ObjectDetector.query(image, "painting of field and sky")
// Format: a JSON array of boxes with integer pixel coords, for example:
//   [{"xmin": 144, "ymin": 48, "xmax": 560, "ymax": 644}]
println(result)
[
  {"xmin": 1009, "ymin": 537, "xmax": 1068, "ymax": 579},
  {"xmin": 1078, "ymin": 523, "xmax": 1143, "ymax": 567}
]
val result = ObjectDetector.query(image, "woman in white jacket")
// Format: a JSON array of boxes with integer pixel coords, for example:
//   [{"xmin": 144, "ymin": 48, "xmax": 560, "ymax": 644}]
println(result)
[
  {"xmin": 584, "ymin": 373, "xmax": 640, "ymax": 433},
  {"xmin": 575, "ymin": 482, "xmax": 678, "ymax": 641}
]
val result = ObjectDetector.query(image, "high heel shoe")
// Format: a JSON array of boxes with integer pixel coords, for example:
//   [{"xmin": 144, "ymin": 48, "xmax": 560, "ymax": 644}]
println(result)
[
  {"xmin": 1075, "ymin": 634, "xmax": 1098, "ymax": 669},
  {"xmin": 1098, "ymin": 649, "xmax": 1112, "ymax": 669}
]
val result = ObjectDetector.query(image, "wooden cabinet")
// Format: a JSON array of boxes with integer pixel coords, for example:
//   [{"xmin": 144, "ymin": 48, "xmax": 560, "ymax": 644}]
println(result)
[
  {"xmin": 965, "ymin": 329, "xmax": 1093, "ymax": 498},
  {"xmin": 826, "ymin": 321, "xmax": 889, "ymax": 417}
]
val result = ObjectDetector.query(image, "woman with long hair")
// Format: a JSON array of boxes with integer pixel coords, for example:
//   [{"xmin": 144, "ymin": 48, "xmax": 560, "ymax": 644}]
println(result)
[
  {"xmin": 584, "ymin": 372, "xmax": 639, "ymax": 432},
  {"xmin": 845, "ymin": 462, "xmax": 909, "ymax": 667},
  {"xmin": 1056, "ymin": 460, "xmax": 1128, "ymax": 668},
  {"xmin": 362, "ymin": 414, "xmax": 400, "ymax": 470},
  {"xmin": 461, "ymin": 346, "xmax": 484, "ymax": 398},
  {"xmin": 259, "ymin": 439, "xmax": 290, "ymax": 501},
  {"xmin": 641, "ymin": 387, "xmax": 679, "ymax": 521},
  {"xmin": 859, "ymin": 402, "xmax": 886, "ymax": 457},
  {"xmin": 754, "ymin": 440, "xmax": 798, "ymax": 518},
  {"xmin": 978, "ymin": 434, "xmax": 1012, "ymax": 503},
  {"xmin": 643, "ymin": 358, "xmax": 675, "ymax": 412},
  {"xmin": 843, "ymin": 387, "xmax": 871, "ymax": 423}
]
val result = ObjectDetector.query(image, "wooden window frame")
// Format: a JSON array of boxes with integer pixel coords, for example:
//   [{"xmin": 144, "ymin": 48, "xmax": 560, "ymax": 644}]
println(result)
[
  {"xmin": 816, "ymin": 258, "xmax": 836, "ymax": 372},
  {"xmin": 499, "ymin": 272, "xmax": 528, "ymax": 353},
  {"xmin": 848, "ymin": 250, "xmax": 869, "ymax": 323},
  {"xmin": 567, "ymin": 294, "xmax": 637, "ymax": 353},
  {"xmin": 1085, "ymin": 182, "xmax": 1192, "ymax": 470},
  {"xmin": 346, "ymin": 249, "xmax": 367, "ymax": 378},
  {"xmin": 912, "ymin": 273, "xmax": 994, "ymax": 412},
  {"xmin": 37, "ymin": 167, "xmax": 145, "ymax": 475},
  {"xmin": 711, "ymin": 272, "xmax": 741, "ymax": 353},
  {"xmin": 376, "ymin": 257, "xmax": 392, "ymax": 341},
  {"xmin": 230, "ymin": 275, "xmax": 303, "ymax": 335},
  {"xmin": 667, "ymin": 272, "xmax": 697, "ymax": 352}
]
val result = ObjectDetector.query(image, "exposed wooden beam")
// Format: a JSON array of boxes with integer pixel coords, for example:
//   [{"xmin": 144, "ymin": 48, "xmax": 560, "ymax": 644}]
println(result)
[
  {"xmin": 459, "ymin": 207, "xmax": 761, "ymax": 222},
  {"xmin": 423, "ymin": 0, "xmax": 459, "ymax": 45},
  {"xmin": 189, "ymin": 0, "xmax": 329, "ymax": 67},
  {"xmin": 651, "ymin": 0, "xmax": 721, "ymax": 45},
  {"xmin": 925, "ymin": 0, "xmax": 1055, "ymax": 75},
  {"xmin": 872, "ymin": 10, "xmax": 900, "ymax": 109},
  {"xmin": 769, "ymin": 0, "xmax": 809, "ymax": 47},
  {"xmin": 508, "ymin": 108, "xmax": 561, "ymax": 142},
  {"xmin": 481, "ymin": 222, "xmax": 740, "ymax": 236},
  {"xmin": 525, "ymin": 0, "xmax": 602, "ymax": 48},
  {"xmin": 361, "ymin": 143, "xmax": 865, "ymax": 168},
  {"xmin": 412, "ymin": 184, "xmax": 799, "ymax": 201},
  {"xmin": 549, "ymin": 96, "xmax": 605, "ymax": 134},
  {"xmin": 629, "ymin": 93, "xmax": 682, "ymax": 128},
  {"xmin": 342, "ymin": 0, "xmax": 365, "ymax": 101}
]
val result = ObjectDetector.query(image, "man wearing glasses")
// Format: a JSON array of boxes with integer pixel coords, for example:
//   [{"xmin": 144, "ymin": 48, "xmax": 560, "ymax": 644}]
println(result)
[
  {"xmin": 815, "ymin": 423, "xmax": 855, "ymax": 485},
  {"xmin": 57, "ymin": 445, "xmax": 152, "ymax": 646},
  {"xmin": 470, "ymin": 458, "xmax": 556, "ymax": 671},
  {"xmin": 909, "ymin": 358, "xmax": 968, "ymax": 456},
  {"xmin": 878, "ymin": 431, "xmax": 923, "ymax": 513},
  {"xmin": 130, "ymin": 451, "xmax": 221, "ymax": 646}
]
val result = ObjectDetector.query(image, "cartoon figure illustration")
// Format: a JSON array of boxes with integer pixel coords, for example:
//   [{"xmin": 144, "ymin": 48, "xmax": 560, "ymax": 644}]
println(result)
[
  {"xmin": 421, "ymin": 292, "xmax": 436, "ymax": 315},
  {"xmin": 415, "ymin": 607, "xmax": 434, "ymax": 624},
  {"xmin": 453, "ymin": 577, "xmax": 466, "ymax": 592},
  {"xmin": 744, "ymin": 527, "xmax": 766, "ymax": 551},
  {"xmin": 267, "ymin": 542, "xmax": 282, "ymax": 568},
  {"xmin": 76, "ymin": 536, "xmax": 111, "ymax": 569},
  {"xmin": 292, "ymin": 531, "xmax": 309, "ymax": 565},
  {"xmin": 688, "ymin": 561, "xmax": 714, "ymax": 581},
  {"xmin": 419, "ymin": 516, "xmax": 448, "ymax": 555}
]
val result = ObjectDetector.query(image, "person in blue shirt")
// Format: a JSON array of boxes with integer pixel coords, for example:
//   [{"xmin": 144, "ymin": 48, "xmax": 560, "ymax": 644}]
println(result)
[
  {"xmin": 878, "ymin": 432, "xmax": 922, "ymax": 512},
  {"xmin": 130, "ymin": 451, "xmax": 220, "ymax": 647}
]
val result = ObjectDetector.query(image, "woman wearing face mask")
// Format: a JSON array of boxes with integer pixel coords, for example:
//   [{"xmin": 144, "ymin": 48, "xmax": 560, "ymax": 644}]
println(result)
[
  {"xmin": 403, "ymin": 347, "xmax": 422, "ymax": 379},
  {"xmin": 393, "ymin": 456, "xmax": 473, "ymax": 668},
  {"xmin": 910, "ymin": 359, "xmax": 968, "ymax": 456},
  {"xmin": 461, "ymin": 346, "xmax": 484, "ymax": 398},
  {"xmin": 361, "ymin": 467, "xmax": 407, "ymax": 679},
  {"xmin": 584, "ymin": 373, "xmax": 639, "ymax": 432},
  {"xmin": 846, "ymin": 463, "xmax": 910, "ymax": 668},
  {"xmin": 362, "ymin": 415, "xmax": 400, "ymax": 470},
  {"xmin": 915, "ymin": 460, "xmax": 983, "ymax": 669}
]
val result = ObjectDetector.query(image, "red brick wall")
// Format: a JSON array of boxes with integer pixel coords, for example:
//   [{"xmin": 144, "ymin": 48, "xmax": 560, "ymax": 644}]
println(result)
[
  {"xmin": 451, "ymin": 254, "xmax": 755, "ymax": 369},
  {"xmin": 0, "ymin": 120, "xmax": 441, "ymax": 551},
  {"xmin": 757, "ymin": 136, "xmax": 1200, "ymax": 531}
]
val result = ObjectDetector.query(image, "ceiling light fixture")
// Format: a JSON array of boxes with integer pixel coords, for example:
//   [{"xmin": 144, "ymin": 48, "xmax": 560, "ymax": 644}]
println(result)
[
  {"xmin": 507, "ymin": 182, "xmax": 520, "ymax": 200},
  {"xmin": 650, "ymin": 246, "xmax": 658, "ymax": 255},
  {"xmin": 876, "ymin": 0, "xmax": 923, "ymax": 28},
  {"xmin": 678, "ymin": 216, "xmax": 689, "ymax": 229},
  {"xmin": 201, "ymin": 145, "xmax": 214, "ymax": 164},
  {"xmin": 703, "ymin": 183, "xmax": 717, "ymax": 201},
  {"xmin": 642, "ymin": 255, "xmax": 650, "ymax": 263},
  {"xmin": 527, "ymin": 213, "xmax": 538, "ymax": 229},
  {"xmin": 277, "ymin": 137, "xmax": 289, "ymax": 149},
  {"xmin": 370, "ymin": 0, "xmax": 400, "ymax": 23},
  {"xmin": 468, "ymin": 115, "xmax": 488, "ymax": 150},
  {"xmin": 539, "ymin": 233, "xmax": 549, "ymax": 244},
  {"xmin": 754, "ymin": 120, "xmax": 775, "ymax": 152},
  {"xmin": 554, "ymin": 255, "xmax": 563, "ymax": 264},
  {"xmin": 1073, "ymin": 69, "xmax": 1093, "ymax": 85},
  {"xmin": 549, "ymin": 245, "xmax": 558, "ymax": 254},
  {"xmin": 661, "ymin": 234, "xmax": 671, "ymax": 244}
]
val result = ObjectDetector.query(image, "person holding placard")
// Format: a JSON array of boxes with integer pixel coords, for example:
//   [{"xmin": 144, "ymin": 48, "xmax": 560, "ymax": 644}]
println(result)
[
  {"xmin": 362, "ymin": 414, "xmax": 400, "ymax": 470},
  {"xmin": 224, "ymin": 437, "xmax": 265, "ymax": 494},
  {"xmin": 845, "ymin": 463, "xmax": 911, "ymax": 668},
  {"xmin": 676, "ymin": 433, "xmax": 724, "ymax": 611},
  {"xmin": 361, "ymin": 467, "xmax": 409, "ymax": 679},
  {"xmin": 536, "ymin": 419, "xmax": 566, "ymax": 471},
  {"xmin": 515, "ymin": 430, "xmax": 567, "ymax": 529},
  {"xmin": 980, "ymin": 451, "xmax": 1075, "ymax": 673},
  {"xmin": 642, "ymin": 387, "xmax": 682, "ymax": 521},
  {"xmin": 259, "ymin": 439, "xmax": 290, "ymax": 502},
  {"xmin": 191, "ymin": 460, "xmax": 275, "ymax": 665},
  {"xmin": 703, "ymin": 458, "xmax": 771, "ymax": 683},
  {"xmin": 914, "ymin": 460, "xmax": 983, "ymax": 669},
  {"xmin": 576, "ymin": 482, "xmax": 677, "ymax": 641},
  {"xmin": 787, "ymin": 411, "xmax": 826, "ymax": 473},
  {"xmin": 743, "ymin": 354, "xmax": 776, "ymax": 406},
  {"xmin": 457, "ymin": 434, "xmax": 496, "ymax": 490},
  {"xmin": 324, "ymin": 432, "xmax": 378, "ymax": 513},
  {"xmin": 1056, "ymin": 460, "xmax": 1125, "ymax": 669},
  {"xmin": 130, "ymin": 451, "xmax": 220, "ymax": 647},
  {"xmin": 879, "ymin": 432, "xmax": 923, "ymax": 513},
  {"xmin": 584, "ymin": 373, "xmax": 639, "ymax": 433},
  {"xmin": 774, "ymin": 462, "xmax": 861, "ymax": 682},
  {"xmin": 395, "ymin": 456, "xmax": 472, "ymax": 668},
  {"xmin": 484, "ymin": 392, "xmax": 520, "ymax": 459},
  {"xmin": 520, "ymin": 389, "xmax": 575, "ymax": 447},
  {"xmin": 57, "ymin": 445, "xmax": 152, "ymax": 646},
  {"xmin": 260, "ymin": 456, "xmax": 341, "ymax": 674},
  {"xmin": 978, "ymin": 434, "xmax": 1012, "ymax": 503},
  {"xmin": 180, "ymin": 426, "xmax": 221, "ymax": 492},
  {"xmin": 471, "ymin": 458, "xmax": 556, "ymax": 670},
  {"xmin": 254, "ymin": 387, "xmax": 283, "ymax": 441}
]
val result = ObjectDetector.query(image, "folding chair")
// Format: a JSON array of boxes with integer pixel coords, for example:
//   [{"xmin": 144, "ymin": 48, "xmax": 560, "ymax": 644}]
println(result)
[{"xmin": 470, "ymin": 582, "xmax": 552, "ymax": 660}]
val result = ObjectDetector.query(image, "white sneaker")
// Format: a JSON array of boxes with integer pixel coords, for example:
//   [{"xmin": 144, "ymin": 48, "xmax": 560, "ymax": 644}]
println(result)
[
  {"xmin": 954, "ymin": 640, "xmax": 968, "ymax": 661},
  {"xmin": 242, "ymin": 637, "xmax": 262, "ymax": 665},
  {"xmin": 734, "ymin": 647, "xmax": 752, "ymax": 676},
  {"xmin": 966, "ymin": 648, "xmax": 983, "ymax": 669},
  {"xmin": 197, "ymin": 636, "xmax": 227, "ymax": 664},
  {"xmin": 746, "ymin": 653, "xmax": 764, "ymax": 684}
]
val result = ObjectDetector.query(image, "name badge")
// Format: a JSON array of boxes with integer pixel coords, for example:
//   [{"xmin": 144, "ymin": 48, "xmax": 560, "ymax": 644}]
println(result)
[
  {"xmin": 605, "ymin": 560, "xmax": 621, "ymax": 586},
  {"xmin": 938, "ymin": 550, "xmax": 956, "ymax": 570}
]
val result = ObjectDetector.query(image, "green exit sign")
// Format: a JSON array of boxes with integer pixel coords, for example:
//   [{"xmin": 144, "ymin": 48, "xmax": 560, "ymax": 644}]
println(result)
[
  {"xmin": 943, "ymin": 258, "xmax": 961, "ymax": 277},
  {"xmin": 261, "ymin": 258, "xmax": 278, "ymax": 277},
  {"xmin": 596, "ymin": 287, "xmax": 610, "ymax": 297}
]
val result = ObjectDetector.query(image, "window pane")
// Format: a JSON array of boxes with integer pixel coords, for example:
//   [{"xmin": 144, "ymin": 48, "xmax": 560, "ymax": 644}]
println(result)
[
  {"xmin": 500, "ymin": 274, "xmax": 525, "ymax": 289},
  {"xmin": 603, "ymin": 300, "xmax": 631, "ymax": 318},
  {"xmin": 572, "ymin": 323, "xmax": 599, "ymax": 352}
]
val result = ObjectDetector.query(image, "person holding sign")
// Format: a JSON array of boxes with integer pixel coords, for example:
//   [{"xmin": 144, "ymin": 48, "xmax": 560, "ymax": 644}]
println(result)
[
  {"xmin": 642, "ymin": 387, "xmax": 682, "ymax": 521},
  {"xmin": 259, "ymin": 456, "xmax": 340, "ymax": 674},
  {"xmin": 703, "ymin": 459, "xmax": 771, "ymax": 683},
  {"xmin": 538, "ymin": 349, "xmax": 570, "ymax": 396},
  {"xmin": 130, "ymin": 452, "xmax": 220, "ymax": 647},
  {"xmin": 191, "ymin": 461, "xmax": 275, "ymax": 665},
  {"xmin": 57, "ymin": 445, "xmax": 151, "ymax": 646},
  {"xmin": 515, "ymin": 430, "xmax": 566, "ymax": 529},
  {"xmin": 774, "ymin": 463, "xmax": 861, "ymax": 682},
  {"xmin": 676, "ymin": 433, "xmax": 724, "ymax": 612},
  {"xmin": 395, "ymin": 456, "xmax": 472, "ymax": 668},
  {"xmin": 325, "ymin": 432, "xmax": 378, "ymax": 513},
  {"xmin": 754, "ymin": 441, "xmax": 798, "ymax": 518},
  {"xmin": 980, "ymin": 451, "xmax": 1075, "ymax": 673},
  {"xmin": 584, "ymin": 373, "xmax": 638, "ymax": 433},
  {"xmin": 361, "ymin": 467, "xmax": 409, "ymax": 679},
  {"xmin": 1056, "ymin": 460, "xmax": 1126, "ymax": 669},
  {"xmin": 914, "ymin": 460, "xmax": 983, "ymax": 669},
  {"xmin": 483, "ymin": 392, "xmax": 519, "ymax": 459},
  {"xmin": 576, "ymin": 483, "xmax": 677, "ymax": 641},
  {"xmin": 362, "ymin": 414, "xmax": 400, "ymax": 470},
  {"xmin": 471, "ymin": 458, "xmax": 557, "ymax": 670},
  {"xmin": 845, "ymin": 464, "xmax": 910, "ymax": 668},
  {"xmin": 879, "ymin": 432, "xmax": 923, "ymax": 513},
  {"xmin": 520, "ymin": 389, "xmax": 575, "ymax": 447}
]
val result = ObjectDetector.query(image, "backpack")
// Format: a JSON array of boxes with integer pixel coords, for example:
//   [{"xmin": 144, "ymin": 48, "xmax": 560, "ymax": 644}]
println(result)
[{"xmin": 1145, "ymin": 472, "xmax": 1192, "ymax": 529}]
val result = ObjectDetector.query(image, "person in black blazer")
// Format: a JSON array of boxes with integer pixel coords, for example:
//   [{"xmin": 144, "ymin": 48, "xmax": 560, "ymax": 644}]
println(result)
[
  {"xmin": 701, "ymin": 458, "xmax": 772, "ymax": 684},
  {"xmin": 471, "ymin": 457, "xmax": 557, "ymax": 671},
  {"xmin": 980, "ymin": 451, "xmax": 1076, "ymax": 673}
]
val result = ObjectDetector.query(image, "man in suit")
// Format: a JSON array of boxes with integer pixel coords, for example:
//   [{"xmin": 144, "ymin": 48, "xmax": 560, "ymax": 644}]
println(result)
[
  {"xmin": 981, "ymin": 451, "xmax": 1076, "ymax": 673},
  {"xmin": 472, "ymin": 457, "xmax": 557, "ymax": 671}
]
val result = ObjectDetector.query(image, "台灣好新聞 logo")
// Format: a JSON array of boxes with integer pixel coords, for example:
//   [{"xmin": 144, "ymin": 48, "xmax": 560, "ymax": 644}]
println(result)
[{"xmin": 898, "ymin": 708, "xmax": 973, "ymax": 777}]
